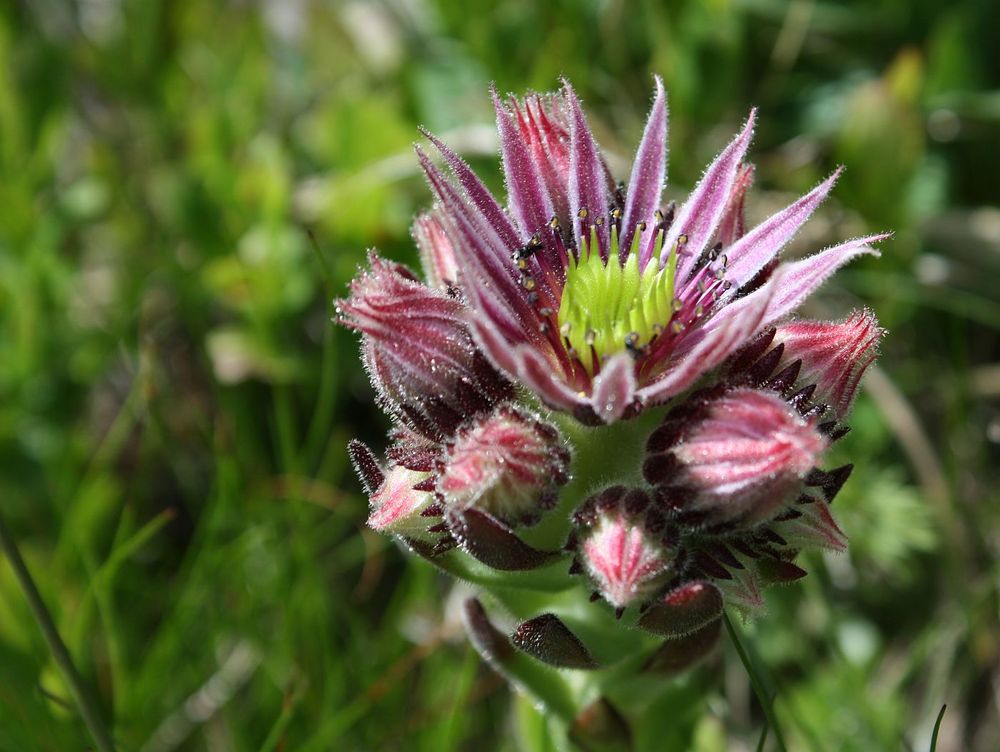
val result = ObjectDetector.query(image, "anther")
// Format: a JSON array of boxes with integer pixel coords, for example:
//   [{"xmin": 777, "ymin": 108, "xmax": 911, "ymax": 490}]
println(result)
[
  {"xmin": 637, "ymin": 221, "xmax": 647, "ymax": 232},
  {"xmin": 671, "ymin": 298, "xmax": 683, "ymax": 312},
  {"xmin": 585, "ymin": 329, "xmax": 597, "ymax": 346},
  {"xmin": 670, "ymin": 321, "xmax": 684, "ymax": 334},
  {"xmin": 595, "ymin": 216, "xmax": 604, "ymax": 226},
  {"xmin": 577, "ymin": 207, "xmax": 589, "ymax": 219},
  {"xmin": 549, "ymin": 215, "xmax": 560, "ymax": 230}
]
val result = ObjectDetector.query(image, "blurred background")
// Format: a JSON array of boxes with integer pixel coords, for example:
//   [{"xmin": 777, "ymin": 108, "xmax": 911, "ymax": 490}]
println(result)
[{"xmin": 1, "ymin": 0, "xmax": 998, "ymax": 750}]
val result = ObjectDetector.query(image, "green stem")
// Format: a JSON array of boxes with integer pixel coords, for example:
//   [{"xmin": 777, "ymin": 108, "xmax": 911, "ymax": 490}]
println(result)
[
  {"xmin": 724, "ymin": 612, "xmax": 787, "ymax": 752},
  {"xmin": 0, "ymin": 514, "xmax": 115, "ymax": 752},
  {"xmin": 929, "ymin": 704, "xmax": 946, "ymax": 752}
]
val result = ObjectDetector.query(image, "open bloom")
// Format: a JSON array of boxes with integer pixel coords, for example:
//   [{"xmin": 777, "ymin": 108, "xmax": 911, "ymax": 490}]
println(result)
[
  {"xmin": 417, "ymin": 77, "xmax": 888, "ymax": 424},
  {"xmin": 338, "ymin": 77, "xmax": 889, "ymax": 694}
]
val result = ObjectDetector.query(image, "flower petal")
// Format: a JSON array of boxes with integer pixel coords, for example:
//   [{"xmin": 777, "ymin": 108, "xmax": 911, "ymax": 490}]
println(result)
[
  {"xmin": 470, "ymin": 317, "xmax": 588, "ymax": 414},
  {"xmin": 564, "ymin": 79, "xmax": 612, "ymax": 259},
  {"xmin": 720, "ymin": 168, "xmax": 842, "ymax": 295},
  {"xmin": 493, "ymin": 86, "xmax": 556, "ymax": 239},
  {"xmin": 637, "ymin": 272, "xmax": 779, "ymax": 406},
  {"xmin": 620, "ymin": 76, "xmax": 668, "ymax": 262},
  {"xmin": 759, "ymin": 233, "xmax": 889, "ymax": 326},
  {"xmin": 420, "ymin": 127, "xmax": 521, "ymax": 249},
  {"xmin": 416, "ymin": 147, "xmax": 539, "ymax": 344},
  {"xmin": 664, "ymin": 110, "xmax": 756, "ymax": 279},
  {"xmin": 590, "ymin": 352, "xmax": 637, "ymax": 424}
]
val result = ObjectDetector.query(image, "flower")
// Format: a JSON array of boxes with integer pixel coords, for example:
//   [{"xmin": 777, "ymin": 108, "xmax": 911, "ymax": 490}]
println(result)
[
  {"xmin": 416, "ymin": 77, "xmax": 888, "ymax": 424},
  {"xmin": 349, "ymin": 439, "xmax": 434, "ymax": 538},
  {"xmin": 339, "ymin": 76, "xmax": 889, "ymax": 694},
  {"xmin": 336, "ymin": 252, "xmax": 513, "ymax": 441}
]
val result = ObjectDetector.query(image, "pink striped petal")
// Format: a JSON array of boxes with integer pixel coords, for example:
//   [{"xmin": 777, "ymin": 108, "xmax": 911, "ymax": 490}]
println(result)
[
  {"xmin": 590, "ymin": 353, "xmax": 637, "ymax": 424},
  {"xmin": 416, "ymin": 147, "xmax": 537, "ymax": 345},
  {"xmin": 759, "ymin": 233, "xmax": 889, "ymax": 326},
  {"xmin": 493, "ymin": 86, "xmax": 556, "ymax": 238},
  {"xmin": 663, "ymin": 111, "xmax": 756, "ymax": 278},
  {"xmin": 420, "ymin": 128, "xmax": 521, "ymax": 249},
  {"xmin": 637, "ymin": 272, "xmax": 779, "ymax": 406},
  {"xmin": 564, "ymin": 79, "xmax": 611, "ymax": 259},
  {"xmin": 713, "ymin": 163, "xmax": 754, "ymax": 247},
  {"xmin": 620, "ymin": 76, "xmax": 668, "ymax": 262},
  {"xmin": 470, "ymin": 318, "xmax": 587, "ymax": 415},
  {"xmin": 720, "ymin": 168, "xmax": 842, "ymax": 295}
]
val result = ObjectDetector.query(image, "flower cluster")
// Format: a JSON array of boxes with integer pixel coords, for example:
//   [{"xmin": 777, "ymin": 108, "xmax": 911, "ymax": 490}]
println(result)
[{"xmin": 337, "ymin": 78, "xmax": 885, "ymax": 684}]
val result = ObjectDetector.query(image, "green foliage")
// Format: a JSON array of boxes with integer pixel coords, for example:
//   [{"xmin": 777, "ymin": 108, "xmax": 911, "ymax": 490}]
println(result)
[{"xmin": 0, "ymin": 0, "xmax": 998, "ymax": 749}]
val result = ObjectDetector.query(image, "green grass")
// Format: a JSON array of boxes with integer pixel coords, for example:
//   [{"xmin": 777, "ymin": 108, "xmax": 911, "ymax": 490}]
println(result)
[{"xmin": 1, "ymin": 0, "xmax": 998, "ymax": 749}]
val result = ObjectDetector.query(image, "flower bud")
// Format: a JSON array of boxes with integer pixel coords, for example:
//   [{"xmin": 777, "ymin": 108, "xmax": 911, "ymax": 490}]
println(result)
[
  {"xmin": 349, "ymin": 440, "xmax": 435, "ymax": 538},
  {"xmin": 645, "ymin": 388, "xmax": 829, "ymax": 527},
  {"xmin": 412, "ymin": 206, "xmax": 459, "ymax": 290},
  {"xmin": 773, "ymin": 309, "xmax": 884, "ymax": 418},
  {"xmin": 337, "ymin": 253, "xmax": 514, "ymax": 441},
  {"xmin": 571, "ymin": 486, "xmax": 680, "ymax": 612},
  {"xmin": 437, "ymin": 406, "xmax": 570, "ymax": 526}
]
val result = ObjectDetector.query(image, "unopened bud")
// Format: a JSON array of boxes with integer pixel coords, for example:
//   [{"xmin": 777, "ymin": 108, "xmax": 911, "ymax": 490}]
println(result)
[
  {"xmin": 438, "ymin": 407, "xmax": 570, "ymax": 526},
  {"xmin": 645, "ymin": 388, "xmax": 829, "ymax": 527},
  {"xmin": 571, "ymin": 486, "xmax": 679, "ymax": 611},
  {"xmin": 366, "ymin": 464, "xmax": 435, "ymax": 538},
  {"xmin": 337, "ymin": 254, "xmax": 513, "ymax": 441},
  {"xmin": 773, "ymin": 308, "xmax": 884, "ymax": 418}
]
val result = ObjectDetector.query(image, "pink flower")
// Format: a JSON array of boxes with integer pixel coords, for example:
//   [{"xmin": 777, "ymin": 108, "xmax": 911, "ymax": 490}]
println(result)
[
  {"xmin": 349, "ymin": 439, "xmax": 434, "ymax": 538},
  {"xmin": 416, "ymin": 77, "xmax": 888, "ymax": 424}
]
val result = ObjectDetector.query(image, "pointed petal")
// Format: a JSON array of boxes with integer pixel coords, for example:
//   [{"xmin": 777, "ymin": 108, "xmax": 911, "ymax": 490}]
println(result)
[
  {"xmin": 721, "ymin": 168, "xmax": 842, "ymax": 294},
  {"xmin": 664, "ymin": 110, "xmax": 756, "ymax": 278},
  {"xmin": 564, "ymin": 80, "xmax": 611, "ymax": 258},
  {"xmin": 713, "ymin": 163, "xmax": 755, "ymax": 247},
  {"xmin": 420, "ymin": 128, "xmax": 521, "ymax": 248},
  {"xmin": 493, "ymin": 87, "xmax": 556, "ymax": 238},
  {"xmin": 470, "ymin": 318, "xmax": 587, "ymax": 414},
  {"xmin": 638, "ymin": 580, "xmax": 724, "ymax": 638},
  {"xmin": 637, "ymin": 273, "xmax": 779, "ymax": 406},
  {"xmin": 759, "ymin": 233, "xmax": 889, "ymax": 326},
  {"xmin": 620, "ymin": 76, "xmax": 668, "ymax": 261},
  {"xmin": 416, "ymin": 147, "xmax": 538, "ymax": 344},
  {"xmin": 590, "ymin": 352, "xmax": 637, "ymax": 424},
  {"xmin": 412, "ymin": 206, "xmax": 459, "ymax": 289}
]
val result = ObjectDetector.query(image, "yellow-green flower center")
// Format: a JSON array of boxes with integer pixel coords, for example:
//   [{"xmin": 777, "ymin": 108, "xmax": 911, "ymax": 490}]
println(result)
[{"xmin": 557, "ymin": 226, "xmax": 679, "ymax": 374}]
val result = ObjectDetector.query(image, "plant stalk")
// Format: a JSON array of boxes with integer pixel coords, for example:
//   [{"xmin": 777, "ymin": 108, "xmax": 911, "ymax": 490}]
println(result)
[{"xmin": 0, "ymin": 513, "xmax": 115, "ymax": 752}]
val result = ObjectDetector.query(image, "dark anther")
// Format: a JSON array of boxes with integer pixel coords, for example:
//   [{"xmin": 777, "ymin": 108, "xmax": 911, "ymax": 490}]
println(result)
[{"xmin": 512, "ymin": 234, "xmax": 545, "ymax": 262}]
